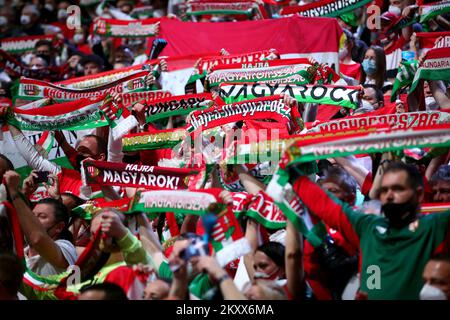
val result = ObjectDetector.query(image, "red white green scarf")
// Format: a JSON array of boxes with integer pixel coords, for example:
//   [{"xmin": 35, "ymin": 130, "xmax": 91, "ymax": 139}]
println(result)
[
  {"xmin": 207, "ymin": 206, "xmax": 251, "ymax": 267},
  {"xmin": 0, "ymin": 34, "xmax": 58, "ymax": 55},
  {"xmin": 419, "ymin": 0, "xmax": 450, "ymax": 23},
  {"xmin": 0, "ymin": 49, "xmax": 65, "ymax": 80},
  {"xmin": 280, "ymin": 0, "xmax": 372, "ymax": 18},
  {"xmin": 35, "ymin": 131, "xmax": 55, "ymax": 159},
  {"xmin": 55, "ymin": 65, "xmax": 146, "ymax": 89},
  {"xmin": 310, "ymin": 111, "xmax": 450, "ymax": 133},
  {"xmin": 17, "ymin": 71, "xmax": 150, "ymax": 101},
  {"xmin": 207, "ymin": 58, "xmax": 316, "ymax": 87},
  {"xmin": 122, "ymin": 128, "xmax": 187, "ymax": 152},
  {"xmin": 187, "ymin": 95, "xmax": 292, "ymax": 132},
  {"xmin": 143, "ymin": 93, "xmax": 213, "ymax": 122},
  {"xmin": 130, "ymin": 188, "xmax": 223, "ymax": 216},
  {"xmin": 197, "ymin": 49, "xmax": 279, "ymax": 74},
  {"xmin": 7, "ymin": 95, "xmax": 118, "ymax": 131},
  {"xmin": 421, "ymin": 202, "xmax": 450, "ymax": 214},
  {"xmin": 416, "ymin": 31, "xmax": 450, "ymax": 52},
  {"xmin": 81, "ymin": 160, "xmax": 206, "ymax": 190},
  {"xmin": 410, "ymin": 47, "xmax": 450, "ymax": 93},
  {"xmin": 185, "ymin": 0, "xmax": 267, "ymax": 19},
  {"xmin": 92, "ymin": 17, "xmax": 160, "ymax": 38},
  {"xmin": 219, "ymin": 83, "xmax": 361, "ymax": 109},
  {"xmin": 391, "ymin": 60, "xmax": 418, "ymax": 101}
]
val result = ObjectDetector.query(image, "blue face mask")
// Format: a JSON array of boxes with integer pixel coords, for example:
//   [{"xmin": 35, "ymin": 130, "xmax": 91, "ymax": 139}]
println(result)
[{"xmin": 362, "ymin": 59, "xmax": 377, "ymax": 76}]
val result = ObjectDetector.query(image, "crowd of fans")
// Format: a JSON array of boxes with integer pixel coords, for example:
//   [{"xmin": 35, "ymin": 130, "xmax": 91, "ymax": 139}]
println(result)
[{"xmin": 0, "ymin": 0, "xmax": 449, "ymax": 301}]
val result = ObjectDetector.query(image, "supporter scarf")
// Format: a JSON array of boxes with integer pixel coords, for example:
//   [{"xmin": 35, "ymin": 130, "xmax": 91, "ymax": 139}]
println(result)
[
  {"xmin": 416, "ymin": 31, "xmax": 450, "ymax": 52},
  {"xmin": 391, "ymin": 60, "xmax": 418, "ymax": 101},
  {"xmin": 130, "ymin": 6, "xmax": 155, "ymax": 19},
  {"xmin": 0, "ymin": 34, "xmax": 58, "ymax": 55},
  {"xmin": 186, "ymin": 95, "xmax": 292, "ymax": 132},
  {"xmin": 72, "ymin": 198, "xmax": 132, "ymax": 221},
  {"xmin": 185, "ymin": 0, "xmax": 267, "ymax": 19},
  {"xmin": 421, "ymin": 202, "xmax": 450, "ymax": 214},
  {"xmin": 284, "ymin": 124, "xmax": 450, "ymax": 165},
  {"xmin": 280, "ymin": 0, "xmax": 372, "ymax": 17},
  {"xmin": 419, "ymin": 0, "xmax": 450, "ymax": 23},
  {"xmin": 225, "ymin": 136, "xmax": 296, "ymax": 165},
  {"xmin": 310, "ymin": 111, "xmax": 450, "ymax": 133},
  {"xmin": 55, "ymin": 65, "xmax": 146, "ymax": 89},
  {"xmin": 92, "ymin": 17, "xmax": 160, "ymax": 38},
  {"xmin": 208, "ymin": 206, "xmax": 252, "ymax": 267},
  {"xmin": 197, "ymin": 49, "xmax": 280, "ymax": 74},
  {"xmin": 143, "ymin": 93, "xmax": 213, "ymax": 122},
  {"xmin": 81, "ymin": 160, "xmax": 206, "ymax": 190},
  {"xmin": 17, "ymin": 71, "xmax": 150, "ymax": 101},
  {"xmin": 410, "ymin": 47, "xmax": 450, "ymax": 93},
  {"xmin": 121, "ymin": 91, "xmax": 173, "ymax": 108},
  {"xmin": 130, "ymin": 188, "xmax": 223, "ymax": 216},
  {"xmin": 122, "ymin": 128, "xmax": 187, "ymax": 151},
  {"xmin": 7, "ymin": 95, "xmax": 116, "ymax": 131},
  {"xmin": 35, "ymin": 131, "xmax": 55, "ymax": 159},
  {"xmin": 245, "ymin": 191, "xmax": 286, "ymax": 229},
  {"xmin": 219, "ymin": 83, "xmax": 361, "ymax": 109},
  {"xmin": 207, "ymin": 58, "xmax": 316, "ymax": 87},
  {"xmin": 1, "ymin": 201, "xmax": 103, "ymax": 300}
]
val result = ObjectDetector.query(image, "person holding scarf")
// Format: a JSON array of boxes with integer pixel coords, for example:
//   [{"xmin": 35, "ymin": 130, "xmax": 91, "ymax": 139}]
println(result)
[{"xmin": 287, "ymin": 161, "xmax": 450, "ymax": 299}]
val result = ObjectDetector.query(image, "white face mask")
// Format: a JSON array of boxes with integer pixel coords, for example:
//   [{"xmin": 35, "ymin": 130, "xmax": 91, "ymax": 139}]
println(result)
[
  {"xmin": 20, "ymin": 14, "xmax": 31, "ymax": 25},
  {"xmin": 388, "ymin": 5, "xmax": 402, "ymax": 16},
  {"xmin": 420, "ymin": 283, "xmax": 447, "ymax": 300},
  {"xmin": 73, "ymin": 33, "xmax": 84, "ymax": 44},
  {"xmin": 339, "ymin": 47, "xmax": 348, "ymax": 60},
  {"xmin": 57, "ymin": 8, "xmax": 68, "ymax": 20}
]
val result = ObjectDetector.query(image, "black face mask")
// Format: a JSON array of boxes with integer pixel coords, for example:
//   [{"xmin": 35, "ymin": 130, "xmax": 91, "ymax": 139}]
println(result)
[
  {"xmin": 75, "ymin": 154, "xmax": 86, "ymax": 171},
  {"xmin": 381, "ymin": 201, "xmax": 418, "ymax": 229}
]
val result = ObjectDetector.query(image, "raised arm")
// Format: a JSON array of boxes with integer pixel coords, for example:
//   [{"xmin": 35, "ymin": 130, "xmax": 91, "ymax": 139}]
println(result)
[
  {"xmin": 285, "ymin": 219, "xmax": 304, "ymax": 300},
  {"xmin": 4, "ymin": 171, "xmax": 70, "ymax": 269}
]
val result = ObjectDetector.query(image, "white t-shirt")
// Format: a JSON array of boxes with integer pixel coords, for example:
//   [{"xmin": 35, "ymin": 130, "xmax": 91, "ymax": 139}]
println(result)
[{"xmin": 25, "ymin": 239, "xmax": 78, "ymax": 277}]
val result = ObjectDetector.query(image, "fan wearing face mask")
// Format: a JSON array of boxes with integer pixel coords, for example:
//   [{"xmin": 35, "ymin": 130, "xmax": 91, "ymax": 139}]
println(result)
[
  {"xmin": 19, "ymin": 4, "xmax": 44, "ymax": 36},
  {"xmin": 360, "ymin": 45, "xmax": 392, "ymax": 93},
  {"xmin": 420, "ymin": 255, "xmax": 450, "ymax": 300},
  {"xmin": 288, "ymin": 161, "xmax": 450, "ymax": 300}
]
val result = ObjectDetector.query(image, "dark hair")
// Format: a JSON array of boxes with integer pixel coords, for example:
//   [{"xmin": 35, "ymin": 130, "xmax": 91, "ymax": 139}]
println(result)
[
  {"xmin": 34, "ymin": 40, "xmax": 52, "ymax": 51},
  {"xmin": 0, "ymin": 154, "xmax": 14, "ymax": 171},
  {"xmin": 37, "ymin": 198, "xmax": 73, "ymax": 242},
  {"xmin": 321, "ymin": 165, "xmax": 358, "ymax": 196},
  {"xmin": 430, "ymin": 165, "xmax": 450, "ymax": 185},
  {"xmin": 81, "ymin": 134, "xmax": 108, "ymax": 159},
  {"xmin": 0, "ymin": 253, "xmax": 25, "ymax": 297},
  {"xmin": 257, "ymin": 242, "xmax": 285, "ymax": 269},
  {"xmin": 79, "ymin": 282, "xmax": 128, "ymax": 300},
  {"xmin": 384, "ymin": 162, "xmax": 424, "ymax": 190},
  {"xmin": 361, "ymin": 45, "xmax": 387, "ymax": 89},
  {"xmin": 363, "ymin": 84, "xmax": 384, "ymax": 105}
]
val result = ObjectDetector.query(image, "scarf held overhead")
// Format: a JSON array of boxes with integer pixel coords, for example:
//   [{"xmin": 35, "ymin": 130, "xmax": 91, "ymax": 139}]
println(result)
[{"xmin": 81, "ymin": 160, "xmax": 206, "ymax": 190}]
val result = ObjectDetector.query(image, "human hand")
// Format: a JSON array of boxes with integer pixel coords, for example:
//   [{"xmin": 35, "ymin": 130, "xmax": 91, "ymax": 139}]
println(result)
[
  {"xmin": 22, "ymin": 170, "xmax": 39, "ymax": 197},
  {"xmin": 43, "ymin": 173, "xmax": 60, "ymax": 200},
  {"xmin": 3, "ymin": 170, "xmax": 21, "ymax": 198},
  {"xmin": 100, "ymin": 210, "xmax": 127, "ymax": 240}
]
